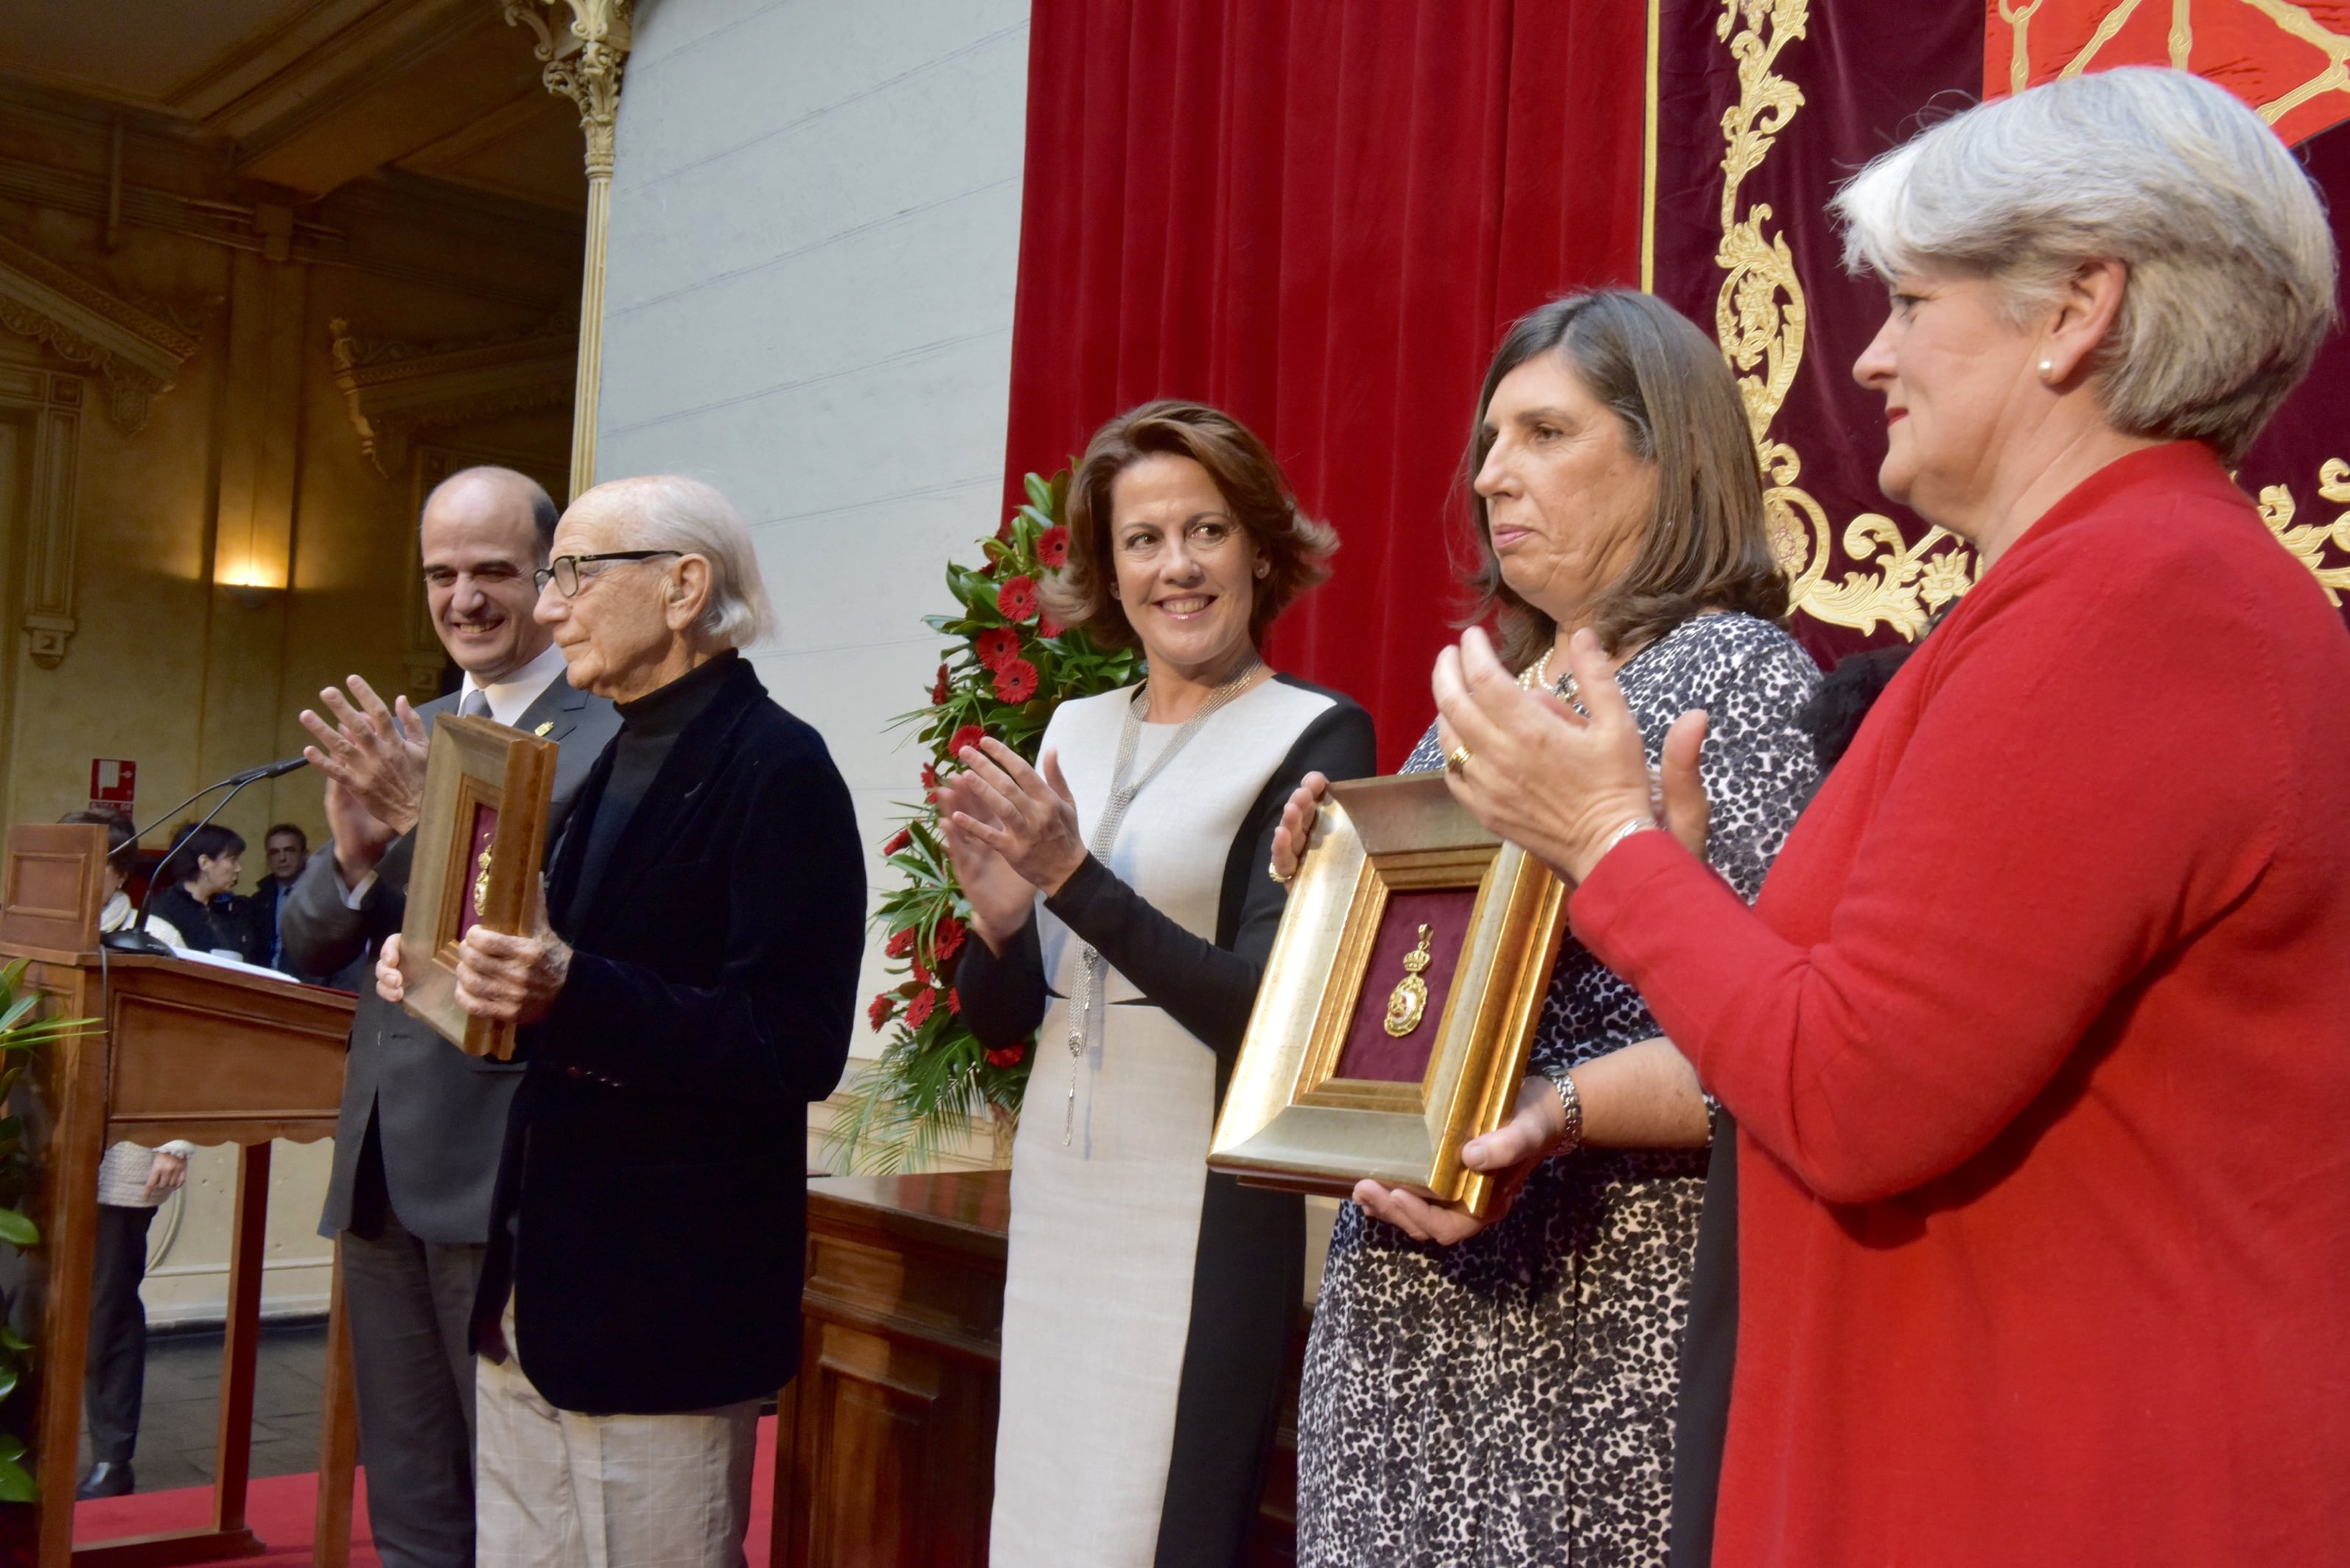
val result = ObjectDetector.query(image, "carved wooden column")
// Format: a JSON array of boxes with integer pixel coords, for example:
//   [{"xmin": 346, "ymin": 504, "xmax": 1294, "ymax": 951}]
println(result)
[{"xmin": 506, "ymin": 0, "xmax": 632, "ymax": 502}]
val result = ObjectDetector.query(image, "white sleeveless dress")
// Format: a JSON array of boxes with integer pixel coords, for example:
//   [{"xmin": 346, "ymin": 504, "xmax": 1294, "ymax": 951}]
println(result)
[{"xmin": 988, "ymin": 676, "xmax": 1339, "ymax": 1567}]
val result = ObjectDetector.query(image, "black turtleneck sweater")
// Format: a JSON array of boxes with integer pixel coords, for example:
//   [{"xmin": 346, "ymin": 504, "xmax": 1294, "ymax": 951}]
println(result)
[{"xmin": 566, "ymin": 650, "xmax": 738, "ymax": 920}]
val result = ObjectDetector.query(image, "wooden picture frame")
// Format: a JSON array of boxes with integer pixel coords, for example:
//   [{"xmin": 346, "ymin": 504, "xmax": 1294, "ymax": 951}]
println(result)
[
  {"xmin": 1208, "ymin": 773, "xmax": 1569, "ymax": 1217},
  {"xmin": 397, "ymin": 713, "xmax": 558, "ymax": 1061}
]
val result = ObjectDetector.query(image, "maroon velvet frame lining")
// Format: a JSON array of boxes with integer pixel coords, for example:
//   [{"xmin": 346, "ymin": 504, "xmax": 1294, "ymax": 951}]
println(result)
[{"xmin": 1330, "ymin": 885, "xmax": 1477, "ymax": 1084}]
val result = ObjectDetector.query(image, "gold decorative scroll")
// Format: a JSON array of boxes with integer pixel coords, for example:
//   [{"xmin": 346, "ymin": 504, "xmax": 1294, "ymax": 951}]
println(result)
[
  {"xmin": 1710, "ymin": 0, "xmax": 1980, "ymax": 640},
  {"xmin": 2256, "ymin": 461, "xmax": 2350, "ymax": 604},
  {"xmin": 1996, "ymin": 2, "xmax": 2350, "ymax": 133}
]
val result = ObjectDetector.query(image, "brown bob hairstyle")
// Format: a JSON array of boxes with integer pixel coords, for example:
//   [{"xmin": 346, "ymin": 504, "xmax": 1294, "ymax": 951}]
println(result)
[
  {"xmin": 1464, "ymin": 290, "xmax": 1788, "ymax": 670},
  {"xmin": 1041, "ymin": 399, "xmax": 1338, "ymax": 651}
]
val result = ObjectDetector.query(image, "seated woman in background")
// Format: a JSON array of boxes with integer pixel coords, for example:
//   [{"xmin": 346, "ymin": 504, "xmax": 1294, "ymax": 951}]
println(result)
[
  {"xmin": 1430, "ymin": 69, "xmax": 2350, "ymax": 1564},
  {"xmin": 946, "ymin": 400, "xmax": 1375, "ymax": 1567},
  {"xmin": 145, "ymin": 822, "xmax": 244, "ymax": 954},
  {"xmin": 1280, "ymin": 290, "xmax": 1821, "ymax": 1566}
]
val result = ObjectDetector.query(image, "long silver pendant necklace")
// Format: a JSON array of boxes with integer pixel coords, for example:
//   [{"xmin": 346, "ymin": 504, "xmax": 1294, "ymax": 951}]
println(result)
[{"xmin": 1063, "ymin": 657, "xmax": 1264, "ymax": 1144}]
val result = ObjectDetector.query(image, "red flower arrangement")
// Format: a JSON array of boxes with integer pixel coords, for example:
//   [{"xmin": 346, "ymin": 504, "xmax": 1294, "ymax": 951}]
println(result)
[
  {"xmin": 993, "ymin": 658, "xmax": 1039, "ymax": 704},
  {"xmin": 996, "ymin": 575, "xmax": 1040, "ymax": 622},
  {"xmin": 974, "ymin": 627, "xmax": 1021, "ymax": 671},
  {"xmin": 827, "ymin": 469, "xmax": 1144, "ymax": 1176}
]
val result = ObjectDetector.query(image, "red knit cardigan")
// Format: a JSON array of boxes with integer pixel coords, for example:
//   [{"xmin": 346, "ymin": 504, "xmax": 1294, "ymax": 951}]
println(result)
[{"xmin": 1573, "ymin": 443, "xmax": 2350, "ymax": 1567}]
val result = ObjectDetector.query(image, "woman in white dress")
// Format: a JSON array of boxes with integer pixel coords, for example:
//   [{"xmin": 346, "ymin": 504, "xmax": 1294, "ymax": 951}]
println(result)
[{"xmin": 946, "ymin": 400, "xmax": 1374, "ymax": 1567}]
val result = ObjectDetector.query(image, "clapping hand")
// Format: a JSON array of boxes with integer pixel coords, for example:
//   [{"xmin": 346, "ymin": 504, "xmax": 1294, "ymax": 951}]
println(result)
[
  {"xmin": 937, "ymin": 771, "xmax": 1039, "ymax": 956},
  {"xmin": 300, "ymin": 675, "xmax": 430, "ymax": 838},
  {"xmin": 1433, "ymin": 627, "xmax": 1713, "ymax": 881},
  {"xmin": 944, "ymin": 738, "xmax": 1090, "ymax": 896}
]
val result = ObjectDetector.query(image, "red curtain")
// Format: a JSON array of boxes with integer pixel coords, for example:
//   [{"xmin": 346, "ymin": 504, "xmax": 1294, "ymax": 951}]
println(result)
[{"xmin": 1001, "ymin": 0, "xmax": 1647, "ymax": 769}]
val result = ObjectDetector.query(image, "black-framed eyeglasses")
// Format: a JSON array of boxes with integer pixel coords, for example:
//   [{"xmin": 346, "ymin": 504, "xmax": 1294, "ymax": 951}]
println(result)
[{"xmin": 534, "ymin": 550, "xmax": 682, "ymax": 597}]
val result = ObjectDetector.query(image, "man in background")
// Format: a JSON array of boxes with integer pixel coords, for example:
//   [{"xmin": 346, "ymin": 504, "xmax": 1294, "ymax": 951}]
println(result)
[
  {"xmin": 279, "ymin": 466, "xmax": 619, "ymax": 1568},
  {"xmin": 249, "ymin": 824, "xmax": 310, "ymax": 975}
]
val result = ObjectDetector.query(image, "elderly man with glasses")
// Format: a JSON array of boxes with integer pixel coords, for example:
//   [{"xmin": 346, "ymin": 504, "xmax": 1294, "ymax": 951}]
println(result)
[
  {"xmin": 377, "ymin": 475, "xmax": 864, "ymax": 1567},
  {"xmin": 283, "ymin": 466, "xmax": 621, "ymax": 1568}
]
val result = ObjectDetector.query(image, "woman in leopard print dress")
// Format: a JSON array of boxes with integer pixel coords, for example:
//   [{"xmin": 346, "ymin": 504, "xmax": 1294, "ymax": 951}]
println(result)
[{"xmin": 1287, "ymin": 293, "xmax": 1821, "ymax": 1566}]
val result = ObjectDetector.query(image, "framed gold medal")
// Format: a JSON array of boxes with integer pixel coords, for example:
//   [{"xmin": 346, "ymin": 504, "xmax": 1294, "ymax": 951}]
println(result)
[
  {"xmin": 1208, "ymin": 772, "xmax": 1568, "ymax": 1217},
  {"xmin": 398, "ymin": 713, "xmax": 558, "ymax": 1061}
]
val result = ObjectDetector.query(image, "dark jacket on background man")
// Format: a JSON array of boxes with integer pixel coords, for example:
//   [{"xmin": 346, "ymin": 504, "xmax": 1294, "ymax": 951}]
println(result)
[
  {"xmin": 475, "ymin": 654, "xmax": 864, "ymax": 1415},
  {"xmin": 280, "ymin": 676, "xmax": 620, "ymax": 1244}
]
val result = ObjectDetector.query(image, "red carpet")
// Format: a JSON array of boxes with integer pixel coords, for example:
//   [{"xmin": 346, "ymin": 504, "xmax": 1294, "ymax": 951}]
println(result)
[{"xmin": 73, "ymin": 1415, "xmax": 779, "ymax": 1564}]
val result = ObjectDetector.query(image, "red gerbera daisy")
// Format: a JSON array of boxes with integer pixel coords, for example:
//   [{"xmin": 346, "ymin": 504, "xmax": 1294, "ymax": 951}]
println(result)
[
  {"xmin": 867, "ymin": 994, "xmax": 893, "ymax": 1032},
  {"xmin": 948, "ymin": 724, "xmax": 985, "ymax": 759},
  {"xmin": 905, "ymin": 987, "xmax": 937, "ymax": 1029},
  {"xmin": 1035, "ymin": 526, "xmax": 1071, "ymax": 568},
  {"xmin": 910, "ymin": 951, "xmax": 931, "ymax": 986},
  {"xmin": 993, "ymin": 658, "xmax": 1039, "ymax": 704},
  {"xmin": 974, "ymin": 627, "xmax": 1021, "ymax": 671},
  {"xmin": 1037, "ymin": 612, "xmax": 1063, "ymax": 639},
  {"xmin": 931, "ymin": 663, "xmax": 950, "ymax": 705},
  {"xmin": 996, "ymin": 575, "xmax": 1040, "ymax": 622},
  {"xmin": 946, "ymin": 987, "xmax": 961, "ymax": 1015},
  {"xmin": 985, "ymin": 1043, "xmax": 1027, "ymax": 1068},
  {"xmin": 885, "ymin": 927, "xmax": 915, "ymax": 959},
  {"xmin": 882, "ymin": 827, "xmax": 911, "ymax": 856},
  {"xmin": 934, "ymin": 915, "xmax": 966, "ymax": 961}
]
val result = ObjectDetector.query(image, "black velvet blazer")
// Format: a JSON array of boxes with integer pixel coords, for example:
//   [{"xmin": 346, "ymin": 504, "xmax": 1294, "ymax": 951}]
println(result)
[{"xmin": 475, "ymin": 656, "xmax": 865, "ymax": 1415}]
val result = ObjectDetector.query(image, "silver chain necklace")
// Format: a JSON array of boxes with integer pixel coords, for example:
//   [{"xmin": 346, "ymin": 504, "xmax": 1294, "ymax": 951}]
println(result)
[{"xmin": 1062, "ymin": 657, "xmax": 1264, "ymax": 1144}]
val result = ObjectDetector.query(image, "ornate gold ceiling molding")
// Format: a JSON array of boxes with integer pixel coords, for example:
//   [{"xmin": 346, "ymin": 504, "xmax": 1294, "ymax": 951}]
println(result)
[
  {"xmin": 0, "ymin": 232, "xmax": 200, "ymax": 433},
  {"xmin": 329, "ymin": 317, "xmax": 578, "ymax": 477},
  {"xmin": 505, "ymin": 0, "xmax": 633, "ymax": 500}
]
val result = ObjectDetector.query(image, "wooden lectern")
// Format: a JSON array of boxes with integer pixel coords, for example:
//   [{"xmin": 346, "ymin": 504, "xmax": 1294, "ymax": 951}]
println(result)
[{"xmin": 0, "ymin": 823, "xmax": 360, "ymax": 1568}]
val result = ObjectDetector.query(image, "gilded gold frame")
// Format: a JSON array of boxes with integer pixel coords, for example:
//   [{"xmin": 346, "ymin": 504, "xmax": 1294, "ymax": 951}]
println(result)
[
  {"xmin": 398, "ymin": 713, "xmax": 557, "ymax": 1061},
  {"xmin": 1209, "ymin": 774, "xmax": 1567, "ymax": 1217}
]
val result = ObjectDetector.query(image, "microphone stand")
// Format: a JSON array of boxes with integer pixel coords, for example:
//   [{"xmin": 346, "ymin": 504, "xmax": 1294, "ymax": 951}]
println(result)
[{"xmin": 103, "ymin": 757, "xmax": 310, "ymax": 955}]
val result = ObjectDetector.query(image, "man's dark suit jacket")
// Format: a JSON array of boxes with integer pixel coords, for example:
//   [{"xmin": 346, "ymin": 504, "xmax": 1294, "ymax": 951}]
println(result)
[
  {"xmin": 478, "ymin": 656, "xmax": 863, "ymax": 1415},
  {"xmin": 280, "ymin": 674, "xmax": 621, "ymax": 1245}
]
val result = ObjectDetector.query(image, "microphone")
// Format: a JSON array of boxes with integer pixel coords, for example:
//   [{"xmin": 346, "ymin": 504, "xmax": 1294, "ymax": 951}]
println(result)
[{"xmin": 102, "ymin": 757, "xmax": 312, "ymax": 955}]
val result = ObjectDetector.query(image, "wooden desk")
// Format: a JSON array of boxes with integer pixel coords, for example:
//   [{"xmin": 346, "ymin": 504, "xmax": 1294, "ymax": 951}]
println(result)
[
  {"xmin": 2, "ymin": 823, "xmax": 361, "ymax": 1568},
  {"xmin": 774, "ymin": 1171, "xmax": 1010, "ymax": 1568},
  {"xmin": 772, "ymin": 1170, "xmax": 1307, "ymax": 1567}
]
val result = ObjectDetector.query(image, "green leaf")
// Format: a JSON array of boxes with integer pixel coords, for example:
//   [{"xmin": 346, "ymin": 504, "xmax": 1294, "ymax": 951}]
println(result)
[
  {"xmin": 0, "ymin": 1453, "xmax": 37, "ymax": 1502},
  {"xmin": 0, "ymin": 1208, "xmax": 40, "ymax": 1250}
]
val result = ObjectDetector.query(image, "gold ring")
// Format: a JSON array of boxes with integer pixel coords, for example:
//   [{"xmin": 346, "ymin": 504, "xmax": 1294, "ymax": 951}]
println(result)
[
  {"xmin": 1267, "ymin": 858, "xmax": 1293, "ymax": 886},
  {"xmin": 1445, "ymin": 745, "xmax": 1472, "ymax": 774}
]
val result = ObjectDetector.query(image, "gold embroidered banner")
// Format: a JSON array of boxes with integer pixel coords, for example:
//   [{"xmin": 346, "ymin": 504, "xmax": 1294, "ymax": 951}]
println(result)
[{"xmin": 1649, "ymin": 0, "xmax": 2350, "ymax": 660}]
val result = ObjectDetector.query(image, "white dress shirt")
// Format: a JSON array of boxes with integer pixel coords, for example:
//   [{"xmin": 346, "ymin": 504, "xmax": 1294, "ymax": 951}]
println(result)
[{"xmin": 458, "ymin": 640, "xmax": 572, "ymax": 727}]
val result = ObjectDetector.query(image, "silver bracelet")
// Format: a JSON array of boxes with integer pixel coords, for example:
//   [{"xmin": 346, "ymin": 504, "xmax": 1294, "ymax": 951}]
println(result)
[
  {"xmin": 1541, "ymin": 1065, "xmax": 1584, "ymax": 1155},
  {"xmin": 1595, "ymin": 815, "xmax": 1657, "ymax": 866}
]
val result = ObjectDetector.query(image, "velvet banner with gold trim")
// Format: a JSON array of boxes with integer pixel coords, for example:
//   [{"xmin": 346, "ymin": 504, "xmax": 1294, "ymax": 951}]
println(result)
[{"xmin": 1648, "ymin": 0, "xmax": 2350, "ymax": 663}]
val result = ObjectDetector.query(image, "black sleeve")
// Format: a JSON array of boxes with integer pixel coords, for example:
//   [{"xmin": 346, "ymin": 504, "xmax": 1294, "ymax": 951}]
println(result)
[
  {"xmin": 1042, "ymin": 699, "xmax": 1377, "ymax": 1065},
  {"xmin": 957, "ymin": 915, "xmax": 1049, "ymax": 1049}
]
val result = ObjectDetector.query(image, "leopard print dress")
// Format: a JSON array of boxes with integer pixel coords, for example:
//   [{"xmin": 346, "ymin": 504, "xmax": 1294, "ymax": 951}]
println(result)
[{"xmin": 1295, "ymin": 612, "xmax": 1821, "ymax": 1568}]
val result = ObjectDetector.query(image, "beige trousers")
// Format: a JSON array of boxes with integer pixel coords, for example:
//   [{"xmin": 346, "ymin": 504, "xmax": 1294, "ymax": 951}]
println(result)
[{"xmin": 475, "ymin": 1301, "xmax": 759, "ymax": 1568}]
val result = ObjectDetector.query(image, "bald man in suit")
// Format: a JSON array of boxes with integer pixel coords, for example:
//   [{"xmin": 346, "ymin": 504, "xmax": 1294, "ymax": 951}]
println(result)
[{"xmin": 282, "ymin": 467, "xmax": 620, "ymax": 1568}]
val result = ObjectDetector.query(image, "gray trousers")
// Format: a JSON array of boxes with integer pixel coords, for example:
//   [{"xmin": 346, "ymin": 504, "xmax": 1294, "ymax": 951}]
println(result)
[{"xmin": 342, "ymin": 1203, "xmax": 486, "ymax": 1568}]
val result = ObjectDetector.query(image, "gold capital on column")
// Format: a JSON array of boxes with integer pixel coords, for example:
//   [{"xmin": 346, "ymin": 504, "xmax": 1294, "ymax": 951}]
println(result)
[{"xmin": 506, "ymin": 0, "xmax": 634, "ymax": 500}]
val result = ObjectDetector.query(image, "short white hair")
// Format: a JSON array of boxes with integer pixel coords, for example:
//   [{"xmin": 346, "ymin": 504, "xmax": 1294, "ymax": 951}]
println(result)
[
  {"xmin": 1832, "ymin": 67, "xmax": 2337, "ymax": 462},
  {"xmin": 570, "ymin": 475, "xmax": 776, "ymax": 649}
]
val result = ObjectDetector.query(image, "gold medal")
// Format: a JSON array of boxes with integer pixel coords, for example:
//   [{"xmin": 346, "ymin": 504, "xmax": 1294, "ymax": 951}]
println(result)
[
  {"xmin": 473, "ymin": 843, "xmax": 494, "ymax": 916},
  {"xmin": 1383, "ymin": 924, "xmax": 1433, "ymax": 1037}
]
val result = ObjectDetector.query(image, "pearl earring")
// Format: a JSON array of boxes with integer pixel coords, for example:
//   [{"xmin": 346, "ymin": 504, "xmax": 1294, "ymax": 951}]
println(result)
[{"xmin": 2039, "ymin": 359, "xmax": 2055, "ymax": 379}]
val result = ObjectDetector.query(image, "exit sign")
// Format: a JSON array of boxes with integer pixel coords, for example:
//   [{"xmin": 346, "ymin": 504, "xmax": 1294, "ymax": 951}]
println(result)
[{"xmin": 89, "ymin": 758, "xmax": 135, "ymax": 815}]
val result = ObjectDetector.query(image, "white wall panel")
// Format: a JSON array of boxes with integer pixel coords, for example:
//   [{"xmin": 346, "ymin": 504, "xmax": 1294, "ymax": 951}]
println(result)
[{"xmin": 600, "ymin": 0, "xmax": 1031, "ymax": 1058}]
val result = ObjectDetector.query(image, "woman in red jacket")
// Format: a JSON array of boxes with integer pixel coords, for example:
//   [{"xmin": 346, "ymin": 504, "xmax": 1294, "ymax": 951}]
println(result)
[{"xmin": 1428, "ymin": 68, "xmax": 2350, "ymax": 1567}]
